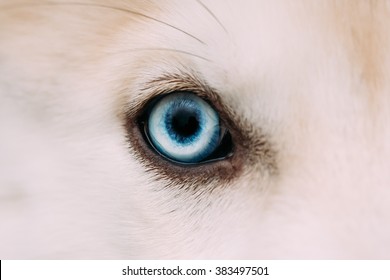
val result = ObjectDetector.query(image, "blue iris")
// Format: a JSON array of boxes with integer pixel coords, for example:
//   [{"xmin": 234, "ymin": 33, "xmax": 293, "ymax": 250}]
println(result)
[{"xmin": 147, "ymin": 92, "xmax": 220, "ymax": 163}]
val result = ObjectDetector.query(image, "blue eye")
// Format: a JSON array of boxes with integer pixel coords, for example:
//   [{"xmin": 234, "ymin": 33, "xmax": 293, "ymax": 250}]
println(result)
[{"xmin": 145, "ymin": 92, "xmax": 228, "ymax": 164}]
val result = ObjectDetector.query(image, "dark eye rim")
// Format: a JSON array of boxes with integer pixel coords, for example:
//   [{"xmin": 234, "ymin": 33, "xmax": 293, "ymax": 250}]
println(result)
[
  {"xmin": 137, "ymin": 91, "xmax": 234, "ymax": 167},
  {"xmin": 122, "ymin": 71, "xmax": 275, "ymax": 188}
]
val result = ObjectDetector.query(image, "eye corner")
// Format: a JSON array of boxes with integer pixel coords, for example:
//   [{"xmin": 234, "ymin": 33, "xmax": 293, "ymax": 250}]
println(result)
[
  {"xmin": 121, "ymin": 67, "xmax": 280, "ymax": 187},
  {"xmin": 122, "ymin": 87, "xmax": 245, "ymax": 187}
]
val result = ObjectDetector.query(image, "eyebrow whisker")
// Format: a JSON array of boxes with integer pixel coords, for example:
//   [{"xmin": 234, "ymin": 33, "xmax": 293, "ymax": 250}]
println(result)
[
  {"xmin": 1, "ymin": 1, "xmax": 206, "ymax": 45},
  {"xmin": 111, "ymin": 47, "xmax": 211, "ymax": 62},
  {"xmin": 196, "ymin": 0, "xmax": 228, "ymax": 34}
]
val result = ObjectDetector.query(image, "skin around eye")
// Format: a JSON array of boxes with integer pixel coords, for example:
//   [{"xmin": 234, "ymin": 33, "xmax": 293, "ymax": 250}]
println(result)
[{"xmin": 124, "ymin": 74, "xmax": 275, "ymax": 188}]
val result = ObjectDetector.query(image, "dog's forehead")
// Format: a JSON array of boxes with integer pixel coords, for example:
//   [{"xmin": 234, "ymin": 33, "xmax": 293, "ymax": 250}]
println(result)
[{"xmin": 183, "ymin": 0, "xmax": 390, "ymax": 120}]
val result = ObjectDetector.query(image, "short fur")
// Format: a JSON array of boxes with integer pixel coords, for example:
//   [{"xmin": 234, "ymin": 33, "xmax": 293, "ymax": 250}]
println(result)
[{"xmin": 1, "ymin": 0, "xmax": 390, "ymax": 259}]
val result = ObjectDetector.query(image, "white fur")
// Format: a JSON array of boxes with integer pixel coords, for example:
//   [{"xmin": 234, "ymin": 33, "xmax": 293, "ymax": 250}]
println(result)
[{"xmin": 1, "ymin": 0, "xmax": 390, "ymax": 259}]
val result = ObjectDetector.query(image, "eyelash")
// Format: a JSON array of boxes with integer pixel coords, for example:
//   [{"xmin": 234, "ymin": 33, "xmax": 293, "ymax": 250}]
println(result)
[{"xmin": 123, "ymin": 79, "xmax": 245, "ymax": 187}]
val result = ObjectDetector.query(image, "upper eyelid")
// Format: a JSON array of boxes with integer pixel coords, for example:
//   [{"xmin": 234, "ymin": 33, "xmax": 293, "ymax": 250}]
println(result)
[
  {"xmin": 121, "ymin": 70, "xmax": 245, "ymax": 187},
  {"xmin": 122, "ymin": 69, "xmax": 278, "ymax": 190},
  {"xmin": 141, "ymin": 72, "xmax": 220, "ymax": 104},
  {"xmin": 119, "ymin": 55, "xmax": 214, "ymax": 112},
  {"xmin": 124, "ymin": 70, "xmax": 225, "ymax": 120}
]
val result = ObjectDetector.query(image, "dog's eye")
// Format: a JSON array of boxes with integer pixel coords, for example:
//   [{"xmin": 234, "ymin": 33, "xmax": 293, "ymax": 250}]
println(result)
[{"xmin": 142, "ymin": 92, "xmax": 232, "ymax": 164}]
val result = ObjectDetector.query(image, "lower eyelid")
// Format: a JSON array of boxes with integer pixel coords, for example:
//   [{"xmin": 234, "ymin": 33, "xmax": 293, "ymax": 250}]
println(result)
[
  {"xmin": 124, "ymin": 98, "xmax": 279, "ymax": 192},
  {"xmin": 122, "ymin": 103, "xmax": 245, "ymax": 190},
  {"xmin": 124, "ymin": 117, "xmax": 241, "ymax": 188},
  {"xmin": 122, "ymin": 73, "xmax": 277, "ymax": 189}
]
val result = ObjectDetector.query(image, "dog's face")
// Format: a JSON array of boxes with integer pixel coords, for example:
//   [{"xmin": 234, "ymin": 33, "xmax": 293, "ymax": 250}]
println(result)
[{"xmin": 1, "ymin": 0, "xmax": 390, "ymax": 259}]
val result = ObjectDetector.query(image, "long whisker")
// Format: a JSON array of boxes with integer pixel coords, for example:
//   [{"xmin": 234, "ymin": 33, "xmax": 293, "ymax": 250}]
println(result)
[
  {"xmin": 196, "ymin": 0, "xmax": 228, "ymax": 34},
  {"xmin": 1, "ymin": 1, "xmax": 206, "ymax": 45},
  {"xmin": 111, "ymin": 48, "xmax": 211, "ymax": 62}
]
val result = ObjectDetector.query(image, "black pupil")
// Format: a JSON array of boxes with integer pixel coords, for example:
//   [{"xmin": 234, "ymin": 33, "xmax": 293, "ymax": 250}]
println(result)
[{"xmin": 171, "ymin": 109, "xmax": 199, "ymax": 137}]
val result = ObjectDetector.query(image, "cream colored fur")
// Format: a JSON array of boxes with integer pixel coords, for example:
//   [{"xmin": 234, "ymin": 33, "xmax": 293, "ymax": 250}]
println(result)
[{"xmin": 1, "ymin": 0, "xmax": 390, "ymax": 259}]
